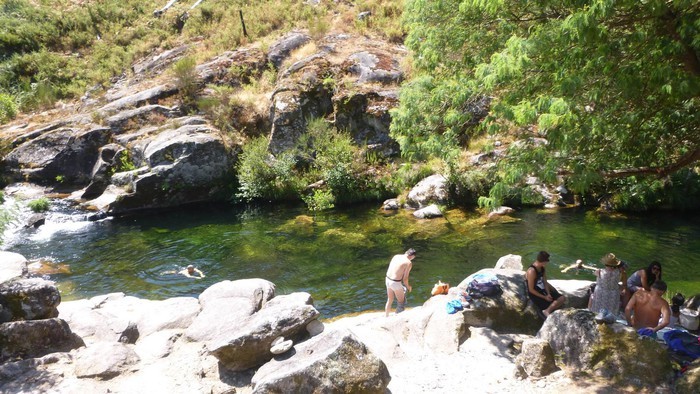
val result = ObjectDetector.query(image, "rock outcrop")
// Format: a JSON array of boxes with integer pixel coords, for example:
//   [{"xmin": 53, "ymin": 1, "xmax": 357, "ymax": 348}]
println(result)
[
  {"xmin": 0, "ymin": 278, "xmax": 61, "ymax": 322},
  {"xmin": 208, "ymin": 293, "xmax": 320, "ymax": 371},
  {"xmin": 1, "ymin": 33, "xmax": 410, "ymax": 215},
  {"xmin": 538, "ymin": 308, "xmax": 674, "ymax": 387},
  {"xmin": 252, "ymin": 328, "xmax": 390, "ymax": 393},
  {"xmin": 0, "ymin": 318, "xmax": 84, "ymax": 362}
]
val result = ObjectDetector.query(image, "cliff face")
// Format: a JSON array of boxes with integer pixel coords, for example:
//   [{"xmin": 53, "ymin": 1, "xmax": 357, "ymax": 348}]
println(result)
[{"xmin": 0, "ymin": 31, "xmax": 407, "ymax": 215}]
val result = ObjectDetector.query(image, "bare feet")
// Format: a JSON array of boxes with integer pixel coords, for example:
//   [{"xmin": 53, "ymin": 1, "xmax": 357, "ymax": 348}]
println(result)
[{"xmin": 543, "ymin": 310, "xmax": 551, "ymax": 318}]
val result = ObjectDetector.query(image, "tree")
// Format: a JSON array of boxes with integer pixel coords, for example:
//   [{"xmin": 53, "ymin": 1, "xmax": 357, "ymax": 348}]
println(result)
[{"xmin": 395, "ymin": 0, "xmax": 700, "ymax": 209}]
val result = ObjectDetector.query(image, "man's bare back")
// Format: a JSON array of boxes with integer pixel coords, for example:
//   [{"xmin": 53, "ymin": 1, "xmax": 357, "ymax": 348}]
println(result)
[
  {"xmin": 386, "ymin": 254, "xmax": 411, "ymax": 283},
  {"xmin": 625, "ymin": 282, "xmax": 671, "ymax": 332}
]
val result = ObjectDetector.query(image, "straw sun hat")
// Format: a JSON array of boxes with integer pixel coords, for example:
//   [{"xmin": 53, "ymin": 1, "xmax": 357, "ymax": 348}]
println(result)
[{"xmin": 601, "ymin": 253, "xmax": 621, "ymax": 267}]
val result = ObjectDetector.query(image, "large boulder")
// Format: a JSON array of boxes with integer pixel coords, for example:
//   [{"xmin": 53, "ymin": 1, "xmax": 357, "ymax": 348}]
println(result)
[
  {"xmin": 74, "ymin": 342, "xmax": 140, "ymax": 380},
  {"xmin": 413, "ymin": 204, "xmax": 443, "ymax": 219},
  {"xmin": 549, "ymin": 279, "xmax": 594, "ymax": 309},
  {"xmin": 58, "ymin": 293, "xmax": 200, "ymax": 344},
  {"xmin": 186, "ymin": 279, "xmax": 276, "ymax": 342},
  {"xmin": 208, "ymin": 293, "xmax": 320, "ymax": 371},
  {"xmin": 494, "ymin": 254, "xmax": 523, "ymax": 270},
  {"xmin": 0, "ymin": 251, "xmax": 28, "ymax": 284},
  {"xmin": 86, "ymin": 117, "xmax": 233, "ymax": 214},
  {"xmin": 0, "ymin": 318, "xmax": 84, "ymax": 362},
  {"xmin": 98, "ymin": 84, "xmax": 178, "ymax": 114},
  {"xmin": 676, "ymin": 358, "xmax": 700, "ymax": 394},
  {"xmin": 81, "ymin": 143, "xmax": 126, "ymax": 199},
  {"xmin": 252, "ymin": 328, "xmax": 390, "ymax": 393},
  {"xmin": 538, "ymin": 308, "xmax": 673, "ymax": 387},
  {"xmin": 456, "ymin": 269, "xmax": 543, "ymax": 334},
  {"xmin": 333, "ymin": 89, "xmax": 400, "ymax": 158},
  {"xmin": 4, "ymin": 125, "xmax": 110, "ymax": 185},
  {"xmin": 0, "ymin": 278, "xmax": 61, "ymax": 322},
  {"xmin": 515, "ymin": 338, "xmax": 558, "ymax": 377},
  {"xmin": 268, "ymin": 57, "xmax": 334, "ymax": 154},
  {"xmin": 132, "ymin": 44, "xmax": 190, "ymax": 76},
  {"xmin": 407, "ymin": 174, "xmax": 448, "ymax": 209}
]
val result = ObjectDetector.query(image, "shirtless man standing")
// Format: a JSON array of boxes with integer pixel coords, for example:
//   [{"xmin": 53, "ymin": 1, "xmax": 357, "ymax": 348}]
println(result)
[
  {"xmin": 385, "ymin": 248, "xmax": 416, "ymax": 316},
  {"xmin": 625, "ymin": 280, "xmax": 671, "ymax": 334}
]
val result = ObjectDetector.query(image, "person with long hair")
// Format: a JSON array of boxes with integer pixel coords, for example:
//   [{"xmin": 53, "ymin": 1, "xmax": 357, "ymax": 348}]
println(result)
[{"xmin": 627, "ymin": 261, "xmax": 662, "ymax": 295}]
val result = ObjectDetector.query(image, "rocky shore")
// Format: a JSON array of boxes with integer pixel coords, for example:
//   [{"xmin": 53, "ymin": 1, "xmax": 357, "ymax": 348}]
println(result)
[{"xmin": 1, "ymin": 251, "xmax": 699, "ymax": 393}]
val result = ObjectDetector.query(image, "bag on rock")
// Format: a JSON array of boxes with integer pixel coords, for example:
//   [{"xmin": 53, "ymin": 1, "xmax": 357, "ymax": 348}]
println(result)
[
  {"xmin": 467, "ymin": 278, "xmax": 502, "ymax": 298},
  {"xmin": 431, "ymin": 280, "xmax": 450, "ymax": 296}
]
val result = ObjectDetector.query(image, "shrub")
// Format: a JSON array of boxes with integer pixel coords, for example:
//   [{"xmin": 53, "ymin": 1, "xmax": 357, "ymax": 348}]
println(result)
[
  {"xmin": 303, "ymin": 189, "xmax": 335, "ymax": 211},
  {"xmin": 235, "ymin": 136, "xmax": 300, "ymax": 202},
  {"xmin": 448, "ymin": 168, "xmax": 494, "ymax": 206},
  {"xmin": 172, "ymin": 56, "xmax": 199, "ymax": 111},
  {"xmin": 27, "ymin": 197, "xmax": 50, "ymax": 212},
  {"xmin": 0, "ymin": 93, "xmax": 17, "ymax": 123}
]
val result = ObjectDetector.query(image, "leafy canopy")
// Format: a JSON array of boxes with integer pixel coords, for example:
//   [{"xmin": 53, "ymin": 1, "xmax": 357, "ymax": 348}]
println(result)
[{"xmin": 395, "ymin": 0, "xmax": 700, "ymax": 208}]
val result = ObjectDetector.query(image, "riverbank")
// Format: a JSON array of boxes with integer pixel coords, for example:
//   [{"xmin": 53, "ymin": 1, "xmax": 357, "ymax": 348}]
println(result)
[{"xmin": 4, "ymin": 253, "xmax": 696, "ymax": 393}]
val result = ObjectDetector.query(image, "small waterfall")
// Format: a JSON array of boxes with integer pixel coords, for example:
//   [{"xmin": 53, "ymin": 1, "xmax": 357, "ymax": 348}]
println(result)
[{"xmin": 0, "ymin": 184, "xmax": 111, "ymax": 249}]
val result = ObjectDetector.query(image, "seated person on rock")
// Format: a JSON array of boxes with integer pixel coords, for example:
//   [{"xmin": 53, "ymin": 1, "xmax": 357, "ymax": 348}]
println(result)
[
  {"xmin": 625, "ymin": 280, "xmax": 671, "ymax": 335},
  {"xmin": 527, "ymin": 251, "xmax": 566, "ymax": 318},
  {"xmin": 179, "ymin": 264, "xmax": 205, "ymax": 279}
]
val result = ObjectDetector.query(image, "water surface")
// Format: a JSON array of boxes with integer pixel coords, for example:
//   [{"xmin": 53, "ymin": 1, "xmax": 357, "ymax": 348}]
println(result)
[{"xmin": 4, "ymin": 203, "xmax": 699, "ymax": 319}]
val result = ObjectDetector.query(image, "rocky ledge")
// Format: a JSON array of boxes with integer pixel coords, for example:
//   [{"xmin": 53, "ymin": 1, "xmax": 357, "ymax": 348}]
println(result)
[{"xmin": 1, "ymin": 251, "xmax": 698, "ymax": 393}]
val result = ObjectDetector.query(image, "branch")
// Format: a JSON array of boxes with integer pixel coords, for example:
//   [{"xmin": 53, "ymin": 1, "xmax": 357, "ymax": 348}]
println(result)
[{"xmin": 560, "ymin": 148, "xmax": 700, "ymax": 179}]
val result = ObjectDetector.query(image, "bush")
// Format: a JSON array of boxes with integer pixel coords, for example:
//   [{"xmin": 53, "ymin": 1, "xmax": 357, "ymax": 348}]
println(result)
[
  {"xmin": 448, "ymin": 168, "xmax": 494, "ymax": 206},
  {"xmin": 303, "ymin": 189, "xmax": 335, "ymax": 211},
  {"xmin": 27, "ymin": 197, "xmax": 50, "ymax": 212},
  {"xmin": 235, "ymin": 136, "xmax": 301, "ymax": 202},
  {"xmin": 172, "ymin": 56, "xmax": 199, "ymax": 111},
  {"xmin": 296, "ymin": 118, "xmax": 363, "ymax": 203},
  {"xmin": 0, "ymin": 93, "xmax": 17, "ymax": 123}
]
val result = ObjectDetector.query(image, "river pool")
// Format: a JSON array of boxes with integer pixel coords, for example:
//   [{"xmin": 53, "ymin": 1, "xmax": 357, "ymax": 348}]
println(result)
[{"xmin": 3, "ymin": 202, "xmax": 699, "ymax": 319}]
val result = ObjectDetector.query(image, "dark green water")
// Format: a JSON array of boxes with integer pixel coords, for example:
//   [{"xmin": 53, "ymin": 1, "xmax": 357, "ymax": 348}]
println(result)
[{"xmin": 6, "ymin": 204, "xmax": 700, "ymax": 319}]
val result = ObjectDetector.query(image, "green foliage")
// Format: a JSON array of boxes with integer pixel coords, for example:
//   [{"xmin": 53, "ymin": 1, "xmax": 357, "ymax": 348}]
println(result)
[
  {"xmin": 27, "ymin": 197, "xmax": 49, "ymax": 212},
  {"xmin": 608, "ymin": 168, "xmax": 700, "ymax": 211},
  {"xmin": 0, "ymin": 93, "xmax": 16, "ymax": 123},
  {"xmin": 172, "ymin": 56, "xmax": 199, "ymax": 111},
  {"xmin": 390, "ymin": 160, "xmax": 441, "ymax": 191},
  {"xmin": 302, "ymin": 189, "xmax": 335, "ymax": 211},
  {"xmin": 448, "ymin": 168, "xmax": 494, "ymax": 206},
  {"xmin": 390, "ymin": 75, "xmax": 469, "ymax": 162},
  {"xmin": 55, "ymin": 175, "xmax": 65, "ymax": 183},
  {"xmin": 235, "ymin": 136, "xmax": 301, "ymax": 202},
  {"xmin": 0, "ymin": 191, "xmax": 4, "ymax": 204},
  {"xmin": 108, "ymin": 150, "xmax": 136, "ymax": 177},
  {"xmin": 400, "ymin": 0, "xmax": 700, "ymax": 209},
  {"xmin": 0, "ymin": 0, "xmax": 169, "ymax": 111},
  {"xmin": 296, "ymin": 118, "xmax": 360, "ymax": 203}
]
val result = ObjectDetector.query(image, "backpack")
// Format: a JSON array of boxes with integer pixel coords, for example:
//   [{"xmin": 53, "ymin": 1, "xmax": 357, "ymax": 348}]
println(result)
[{"xmin": 467, "ymin": 278, "xmax": 502, "ymax": 298}]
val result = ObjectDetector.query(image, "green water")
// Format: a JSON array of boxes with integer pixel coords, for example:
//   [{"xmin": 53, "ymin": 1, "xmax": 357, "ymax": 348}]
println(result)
[{"xmin": 7, "ymin": 204, "xmax": 700, "ymax": 318}]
